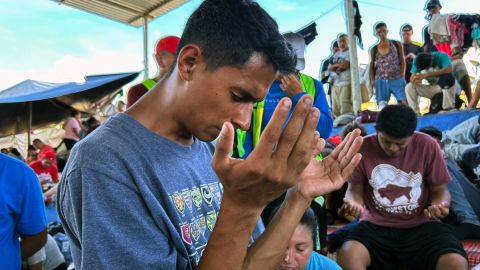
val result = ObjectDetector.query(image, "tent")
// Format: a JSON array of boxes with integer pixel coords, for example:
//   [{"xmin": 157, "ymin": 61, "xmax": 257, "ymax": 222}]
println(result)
[
  {"xmin": 0, "ymin": 72, "xmax": 139, "ymax": 137},
  {"xmin": 52, "ymin": 0, "xmax": 190, "ymax": 79}
]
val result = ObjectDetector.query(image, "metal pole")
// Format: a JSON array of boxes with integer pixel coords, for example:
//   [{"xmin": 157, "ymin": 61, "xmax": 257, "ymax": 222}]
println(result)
[
  {"xmin": 143, "ymin": 16, "xmax": 149, "ymax": 80},
  {"xmin": 27, "ymin": 102, "xmax": 32, "ymax": 145},
  {"xmin": 345, "ymin": 0, "xmax": 362, "ymax": 115}
]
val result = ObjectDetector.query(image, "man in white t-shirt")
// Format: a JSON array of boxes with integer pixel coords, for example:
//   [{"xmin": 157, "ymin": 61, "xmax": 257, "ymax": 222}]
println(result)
[{"xmin": 329, "ymin": 33, "xmax": 353, "ymax": 117}]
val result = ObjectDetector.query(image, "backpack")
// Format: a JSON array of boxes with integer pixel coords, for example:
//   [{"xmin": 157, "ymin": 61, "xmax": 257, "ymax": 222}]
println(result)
[{"xmin": 428, "ymin": 92, "xmax": 464, "ymax": 114}]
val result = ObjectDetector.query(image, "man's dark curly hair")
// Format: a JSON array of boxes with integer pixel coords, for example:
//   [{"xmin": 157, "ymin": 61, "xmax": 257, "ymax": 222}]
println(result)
[
  {"xmin": 376, "ymin": 104, "xmax": 417, "ymax": 138},
  {"xmin": 175, "ymin": 0, "xmax": 296, "ymax": 74}
]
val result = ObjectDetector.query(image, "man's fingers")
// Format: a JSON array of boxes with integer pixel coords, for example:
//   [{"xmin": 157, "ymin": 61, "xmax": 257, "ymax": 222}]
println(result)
[
  {"xmin": 312, "ymin": 136, "xmax": 325, "ymax": 158},
  {"xmin": 287, "ymin": 108, "xmax": 320, "ymax": 169},
  {"xmin": 253, "ymin": 98, "xmax": 292, "ymax": 159},
  {"xmin": 341, "ymin": 153, "xmax": 363, "ymax": 179},
  {"xmin": 273, "ymin": 95, "xmax": 312, "ymax": 161},
  {"xmin": 212, "ymin": 122, "xmax": 234, "ymax": 172},
  {"xmin": 339, "ymin": 136, "xmax": 364, "ymax": 169},
  {"xmin": 424, "ymin": 209, "xmax": 431, "ymax": 219},
  {"xmin": 439, "ymin": 205, "xmax": 449, "ymax": 217},
  {"xmin": 338, "ymin": 129, "xmax": 361, "ymax": 161},
  {"xmin": 330, "ymin": 129, "xmax": 360, "ymax": 160}
]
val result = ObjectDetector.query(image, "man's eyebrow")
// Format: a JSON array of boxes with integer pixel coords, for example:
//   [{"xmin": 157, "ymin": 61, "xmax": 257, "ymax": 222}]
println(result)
[{"xmin": 231, "ymin": 86, "xmax": 263, "ymax": 102}]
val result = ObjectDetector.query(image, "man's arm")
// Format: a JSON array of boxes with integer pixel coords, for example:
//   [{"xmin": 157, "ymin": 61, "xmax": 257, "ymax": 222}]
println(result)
[
  {"xmin": 340, "ymin": 182, "xmax": 365, "ymax": 219},
  {"xmin": 18, "ymin": 166, "xmax": 47, "ymax": 259},
  {"xmin": 369, "ymin": 47, "xmax": 376, "ymax": 86},
  {"xmin": 20, "ymin": 229, "xmax": 48, "ymax": 259},
  {"xmin": 468, "ymin": 80, "xmax": 480, "ymax": 108},
  {"xmin": 203, "ymin": 95, "xmax": 320, "ymax": 269},
  {"xmin": 397, "ymin": 41, "xmax": 406, "ymax": 78},
  {"xmin": 241, "ymin": 129, "xmax": 363, "ymax": 270},
  {"xmin": 337, "ymin": 60, "xmax": 350, "ymax": 72},
  {"xmin": 243, "ymin": 190, "xmax": 310, "ymax": 269},
  {"xmin": 423, "ymin": 66, "xmax": 453, "ymax": 79},
  {"xmin": 329, "ymin": 63, "xmax": 339, "ymax": 72},
  {"xmin": 312, "ymin": 80, "xmax": 333, "ymax": 138}
]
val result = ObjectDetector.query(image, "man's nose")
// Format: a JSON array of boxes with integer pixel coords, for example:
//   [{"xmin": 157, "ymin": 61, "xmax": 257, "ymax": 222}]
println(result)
[{"xmin": 232, "ymin": 103, "xmax": 253, "ymax": 131}]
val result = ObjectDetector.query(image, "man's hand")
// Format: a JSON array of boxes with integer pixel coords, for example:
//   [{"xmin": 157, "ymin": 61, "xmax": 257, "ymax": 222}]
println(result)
[
  {"xmin": 424, "ymin": 201, "xmax": 449, "ymax": 220},
  {"xmin": 339, "ymin": 197, "xmax": 364, "ymax": 219},
  {"xmin": 337, "ymin": 61, "xmax": 349, "ymax": 71},
  {"xmin": 328, "ymin": 63, "xmax": 338, "ymax": 71},
  {"xmin": 410, "ymin": 73, "xmax": 427, "ymax": 84},
  {"xmin": 279, "ymin": 74, "xmax": 303, "ymax": 97},
  {"xmin": 293, "ymin": 129, "xmax": 363, "ymax": 201},
  {"xmin": 212, "ymin": 95, "xmax": 319, "ymax": 211}
]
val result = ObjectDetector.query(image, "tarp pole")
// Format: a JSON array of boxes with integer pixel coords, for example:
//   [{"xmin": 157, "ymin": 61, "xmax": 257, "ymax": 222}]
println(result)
[
  {"xmin": 345, "ymin": 0, "xmax": 362, "ymax": 115},
  {"xmin": 27, "ymin": 101, "xmax": 32, "ymax": 145},
  {"xmin": 143, "ymin": 16, "xmax": 149, "ymax": 80}
]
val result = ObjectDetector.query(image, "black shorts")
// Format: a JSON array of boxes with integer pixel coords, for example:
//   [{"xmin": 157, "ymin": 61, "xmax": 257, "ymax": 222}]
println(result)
[{"xmin": 346, "ymin": 221, "xmax": 467, "ymax": 270}]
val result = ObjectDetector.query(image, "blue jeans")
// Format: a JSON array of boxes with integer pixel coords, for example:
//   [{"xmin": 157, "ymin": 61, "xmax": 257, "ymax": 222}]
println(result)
[
  {"xmin": 446, "ymin": 159, "xmax": 480, "ymax": 225},
  {"xmin": 375, "ymin": 77, "xmax": 406, "ymax": 104}
]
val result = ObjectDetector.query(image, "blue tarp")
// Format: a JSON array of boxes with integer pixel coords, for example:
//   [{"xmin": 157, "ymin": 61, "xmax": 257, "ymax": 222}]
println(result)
[
  {"xmin": 331, "ymin": 109, "xmax": 480, "ymax": 136},
  {"xmin": 0, "ymin": 72, "xmax": 139, "ymax": 136}
]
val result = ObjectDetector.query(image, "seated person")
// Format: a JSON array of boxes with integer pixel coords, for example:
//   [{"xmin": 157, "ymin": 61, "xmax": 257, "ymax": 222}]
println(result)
[
  {"xmin": 460, "ymin": 145, "xmax": 480, "ymax": 182},
  {"xmin": 406, "ymin": 52, "xmax": 455, "ymax": 114},
  {"xmin": 337, "ymin": 104, "xmax": 468, "ymax": 270},
  {"xmin": 420, "ymin": 126, "xmax": 480, "ymax": 240},
  {"xmin": 32, "ymin": 139, "xmax": 57, "ymax": 165},
  {"xmin": 271, "ymin": 207, "xmax": 341, "ymax": 270},
  {"xmin": 29, "ymin": 152, "xmax": 59, "ymax": 202},
  {"xmin": 441, "ymin": 116, "xmax": 480, "ymax": 162},
  {"xmin": 26, "ymin": 145, "xmax": 38, "ymax": 164}
]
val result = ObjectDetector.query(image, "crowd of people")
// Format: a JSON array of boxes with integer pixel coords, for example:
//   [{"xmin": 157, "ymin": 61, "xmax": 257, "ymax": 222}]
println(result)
[
  {"xmin": 320, "ymin": 0, "xmax": 480, "ymax": 119},
  {"xmin": 0, "ymin": 109, "xmax": 105, "ymax": 269},
  {"xmin": 1, "ymin": 0, "xmax": 480, "ymax": 269}
]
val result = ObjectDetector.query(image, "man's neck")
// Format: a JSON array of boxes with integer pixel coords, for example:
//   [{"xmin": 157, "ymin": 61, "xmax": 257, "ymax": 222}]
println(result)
[
  {"xmin": 403, "ymin": 39, "xmax": 412, "ymax": 44},
  {"xmin": 126, "ymin": 76, "xmax": 194, "ymax": 146}
]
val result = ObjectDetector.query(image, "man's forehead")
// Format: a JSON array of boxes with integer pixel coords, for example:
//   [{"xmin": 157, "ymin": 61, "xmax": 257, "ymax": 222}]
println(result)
[{"xmin": 379, "ymin": 132, "xmax": 411, "ymax": 143}]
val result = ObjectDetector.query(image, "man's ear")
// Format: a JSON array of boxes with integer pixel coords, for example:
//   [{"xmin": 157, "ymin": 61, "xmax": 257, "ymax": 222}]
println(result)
[{"xmin": 177, "ymin": 44, "xmax": 203, "ymax": 81}]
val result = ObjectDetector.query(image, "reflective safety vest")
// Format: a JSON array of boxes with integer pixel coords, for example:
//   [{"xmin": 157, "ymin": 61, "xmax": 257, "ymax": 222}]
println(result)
[
  {"xmin": 141, "ymin": 79, "xmax": 157, "ymax": 90},
  {"xmin": 234, "ymin": 73, "xmax": 320, "ymax": 159}
]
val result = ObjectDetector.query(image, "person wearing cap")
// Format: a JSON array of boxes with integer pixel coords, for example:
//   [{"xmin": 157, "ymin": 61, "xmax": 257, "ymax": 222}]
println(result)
[
  {"xmin": 329, "ymin": 33, "xmax": 354, "ymax": 117},
  {"xmin": 400, "ymin": 24, "xmax": 423, "ymax": 83},
  {"xmin": 423, "ymin": 0, "xmax": 472, "ymax": 102},
  {"xmin": 234, "ymin": 32, "xmax": 333, "ymax": 160},
  {"xmin": 32, "ymin": 138, "xmax": 56, "ymax": 165},
  {"xmin": 369, "ymin": 22, "xmax": 407, "ymax": 108},
  {"xmin": 126, "ymin": 35, "xmax": 180, "ymax": 108},
  {"xmin": 30, "ymin": 152, "xmax": 59, "ymax": 186}
]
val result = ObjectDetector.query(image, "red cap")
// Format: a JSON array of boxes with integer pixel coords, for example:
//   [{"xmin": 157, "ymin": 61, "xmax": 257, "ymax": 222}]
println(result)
[
  {"xmin": 155, "ymin": 36, "xmax": 180, "ymax": 55},
  {"xmin": 43, "ymin": 151, "xmax": 56, "ymax": 161}
]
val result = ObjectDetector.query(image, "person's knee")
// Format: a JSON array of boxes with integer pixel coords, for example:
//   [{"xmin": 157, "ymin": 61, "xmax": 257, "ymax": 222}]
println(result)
[
  {"xmin": 436, "ymin": 253, "xmax": 468, "ymax": 270},
  {"xmin": 337, "ymin": 240, "xmax": 370, "ymax": 270},
  {"xmin": 405, "ymin": 83, "xmax": 416, "ymax": 98}
]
